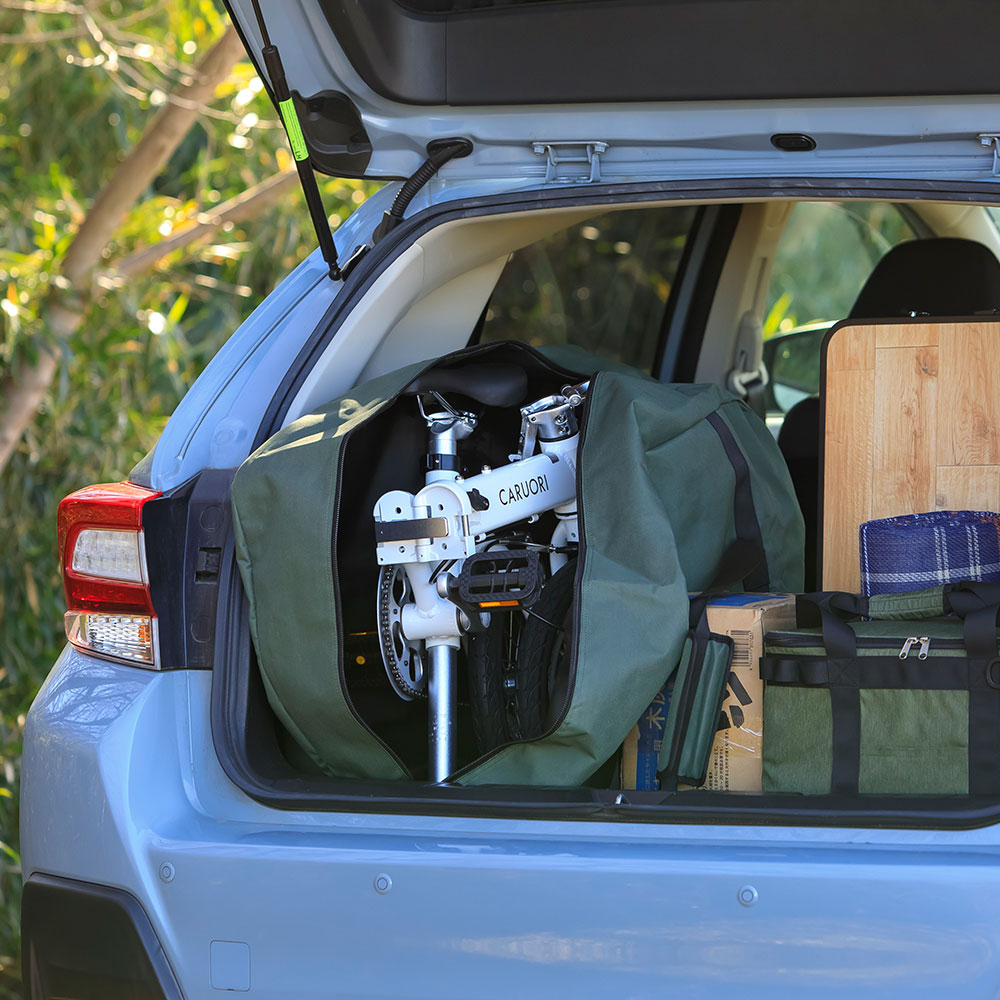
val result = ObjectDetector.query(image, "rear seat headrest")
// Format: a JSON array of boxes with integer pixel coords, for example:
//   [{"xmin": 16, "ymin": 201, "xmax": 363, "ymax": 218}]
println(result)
[{"xmin": 849, "ymin": 237, "xmax": 1000, "ymax": 319}]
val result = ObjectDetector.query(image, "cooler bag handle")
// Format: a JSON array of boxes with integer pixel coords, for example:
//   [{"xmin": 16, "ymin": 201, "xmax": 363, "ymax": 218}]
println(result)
[
  {"xmin": 794, "ymin": 592, "xmax": 862, "ymax": 657},
  {"xmin": 799, "ymin": 582, "xmax": 1000, "ymax": 623},
  {"xmin": 797, "ymin": 583, "xmax": 1000, "ymax": 660},
  {"xmin": 945, "ymin": 583, "xmax": 1000, "ymax": 658},
  {"xmin": 799, "ymin": 586, "xmax": 948, "ymax": 624}
]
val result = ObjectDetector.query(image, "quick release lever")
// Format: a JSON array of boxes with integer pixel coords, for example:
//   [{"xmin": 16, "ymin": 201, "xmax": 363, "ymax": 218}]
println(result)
[{"xmin": 249, "ymin": 0, "xmax": 341, "ymax": 280}]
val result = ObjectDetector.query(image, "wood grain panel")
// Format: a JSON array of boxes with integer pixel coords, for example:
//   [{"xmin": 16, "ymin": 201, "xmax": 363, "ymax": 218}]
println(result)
[
  {"xmin": 874, "ymin": 324, "xmax": 939, "ymax": 349},
  {"xmin": 823, "ymin": 320, "xmax": 1000, "ymax": 592},
  {"xmin": 938, "ymin": 323, "xmax": 1000, "ymax": 467},
  {"xmin": 871, "ymin": 346, "xmax": 937, "ymax": 519},
  {"xmin": 826, "ymin": 324, "xmax": 876, "ymax": 371},
  {"xmin": 935, "ymin": 466, "xmax": 1000, "ymax": 511},
  {"xmin": 823, "ymin": 368, "xmax": 874, "ymax": 592}
]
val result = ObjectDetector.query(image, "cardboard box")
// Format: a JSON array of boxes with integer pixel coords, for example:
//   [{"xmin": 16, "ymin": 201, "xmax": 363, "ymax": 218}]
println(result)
[
  {"xmin": 621, "ymin": 593, "xmax": 795, "ymax": 791},
  {"xmin": 700, "ymin": 594, "xmax": 796, "ymax": 792},
  {"xmin": 621, "ymin": 687, "xmax": 671, "ymax": 791}
]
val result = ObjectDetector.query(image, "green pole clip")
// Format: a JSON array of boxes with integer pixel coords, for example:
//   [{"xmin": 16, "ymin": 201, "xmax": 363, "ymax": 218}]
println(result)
[{"xmin": 278, "ymin": 97, "xmax": 309, "ymax": 162}]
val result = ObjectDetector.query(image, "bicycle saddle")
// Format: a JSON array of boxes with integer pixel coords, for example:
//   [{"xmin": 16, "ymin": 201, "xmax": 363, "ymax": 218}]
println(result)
[{"xmin": 405, "ymin": 363, "xmax": 528, "ymax": 408}]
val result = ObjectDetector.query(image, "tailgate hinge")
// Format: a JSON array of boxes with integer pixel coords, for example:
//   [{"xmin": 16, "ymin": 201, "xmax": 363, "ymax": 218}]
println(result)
[
  {"xmin": 532, "ymin": 141, "xmax": 609, "ymax": 183},
  {"xmin": 979, "ymin": 133, "xmax": 1000, "ymax": 176}
]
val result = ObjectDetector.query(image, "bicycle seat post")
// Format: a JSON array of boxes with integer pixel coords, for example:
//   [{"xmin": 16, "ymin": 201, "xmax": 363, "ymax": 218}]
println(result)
[{"xmin": 419, "ymin": 392, "xmax": 476, "ymax": 484}]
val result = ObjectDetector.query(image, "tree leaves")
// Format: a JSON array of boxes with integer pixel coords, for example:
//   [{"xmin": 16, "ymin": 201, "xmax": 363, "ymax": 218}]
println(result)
[{"xmin": 0, "ymin": 4, "xmax": 377, "ymax": 992}]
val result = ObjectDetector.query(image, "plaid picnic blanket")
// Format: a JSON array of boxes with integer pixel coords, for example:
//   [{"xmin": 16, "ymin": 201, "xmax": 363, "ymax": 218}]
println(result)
[{"xmin": 860, "ymin": 510, "xmax": 1000, "ymax": 597}]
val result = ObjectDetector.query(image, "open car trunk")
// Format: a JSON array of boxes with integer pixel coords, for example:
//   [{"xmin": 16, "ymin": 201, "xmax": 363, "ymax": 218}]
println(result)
[
  {"xmin": 225, "ymin": 0, "xmax": 1000, "ymax": 181},
  {"xmin": 211, "ymin": 178, "xmax": 1000, "ymax": 828}
]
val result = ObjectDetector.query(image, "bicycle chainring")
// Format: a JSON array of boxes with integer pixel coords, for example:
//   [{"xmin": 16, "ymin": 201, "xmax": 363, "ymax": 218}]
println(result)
[{"xmin": 377, "ymin": 565, "xmax": 427, "ymax": 700}]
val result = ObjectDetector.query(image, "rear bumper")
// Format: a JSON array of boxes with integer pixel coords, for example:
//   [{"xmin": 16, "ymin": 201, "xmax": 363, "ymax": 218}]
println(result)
[{"xmin": 21, "ymin": 647, "xmax": 1000, "ymax": 1000}]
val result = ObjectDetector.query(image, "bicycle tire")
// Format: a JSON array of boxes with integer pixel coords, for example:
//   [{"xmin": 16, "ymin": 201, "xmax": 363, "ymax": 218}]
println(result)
[{"xmin": 466, "ymin": 560, "xmax": 577, "ymax": 755}]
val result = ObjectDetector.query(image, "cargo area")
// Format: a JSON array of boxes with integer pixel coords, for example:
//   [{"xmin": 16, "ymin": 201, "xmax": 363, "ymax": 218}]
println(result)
[{"xmin": 213, "ymin": 187, "xmax": 1000, "ymax": 824}]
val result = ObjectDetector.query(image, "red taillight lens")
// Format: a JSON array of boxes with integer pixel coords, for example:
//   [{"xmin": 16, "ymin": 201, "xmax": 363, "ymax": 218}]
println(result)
[{"xmin": 58, "ymin": 482, "xmax": 161, "ymax": 666}]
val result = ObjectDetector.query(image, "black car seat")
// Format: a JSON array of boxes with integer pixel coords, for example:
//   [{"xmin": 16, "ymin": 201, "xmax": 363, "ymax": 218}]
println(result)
[{"xmin": 777, "ymin": 238, "xmax": 1000, "ymax": 588}]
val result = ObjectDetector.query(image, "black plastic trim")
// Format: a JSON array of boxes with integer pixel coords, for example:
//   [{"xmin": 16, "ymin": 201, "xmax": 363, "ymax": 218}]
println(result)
[
  {"xmin": 671, "ymin": 203, "xmax": 743, "ymax": 383},
  {"xmin": 771, "ymin": 133, "xmax": 818, "ymax": 153},
  {"xmin": 317, "ymin": 0, "xmax": 1000, "ymax": 107},
  {"xmin": 22, "ymin": 873, "xmax": 181, "ymax": 1000},
  {"xmin": 653, "ymin": 204, "xmax": 714, "ymax": 380},
  {"xmin": 143, "ymin": 469, "xmax": 235, "ymax": 669},
  {"xmin": 290, "ymin": 89, "xmax": 373, "ymax": 178},
  {"xmin": 221, "ymin": 3, "xmax": 375, "ymax": 179}
]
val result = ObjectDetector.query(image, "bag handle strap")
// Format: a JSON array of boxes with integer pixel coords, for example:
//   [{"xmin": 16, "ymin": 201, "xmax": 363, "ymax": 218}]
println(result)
[
  {"xmin": 798, "ymin": 582, "xmax": 1000, "ymax": 659},
  {"xmin": 688, "ymin": 539, "xmax": 765, "ymax": 629},
  {"xmin": 794, "ymin": 592, "xmax": 862, "ymax": 656},
  {"xmin": 945, "ymin": 583, "xmax": 1000, "ymax": 658},
  {"xmin": 799, "ymin": 586, "xmax": 948, "ymax": 622}
]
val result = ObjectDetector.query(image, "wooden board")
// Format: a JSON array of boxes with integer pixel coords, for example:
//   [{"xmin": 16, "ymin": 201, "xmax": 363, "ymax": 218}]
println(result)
[{"xmin": 822, "ymin": 321, "xmax": 1000, "ymax": 592}]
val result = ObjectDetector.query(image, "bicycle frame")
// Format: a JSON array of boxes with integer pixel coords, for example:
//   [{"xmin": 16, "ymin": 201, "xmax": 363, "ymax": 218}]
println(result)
[{"xmin": 373, "ymin": 384, "xmax": 586, "ymax": 780}]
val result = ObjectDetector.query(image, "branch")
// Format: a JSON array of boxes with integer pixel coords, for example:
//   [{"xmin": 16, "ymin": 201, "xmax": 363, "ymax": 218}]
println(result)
[
  {"xmin": 108, "ymin": 169, "xmax": 299, "ymax": 280},
  {"xmin": 59, "ymin": 24, "xmax": 244, "ymax": 287},
  {"xmin": 0, "ymin": 27, "xmax": 87, "ymax": 43},
  {"xmin": 0, "ymin": 24, "xmax": 247, "ymax": 475},
  {"xmin": 0, "ymin": 345, "xmax": 57, "ymax": 472}
]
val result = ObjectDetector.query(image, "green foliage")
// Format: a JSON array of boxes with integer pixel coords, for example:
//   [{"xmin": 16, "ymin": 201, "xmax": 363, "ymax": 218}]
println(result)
[{"xmin": 0, "ymin": 4, "xmax": 375, "ymax": 994}]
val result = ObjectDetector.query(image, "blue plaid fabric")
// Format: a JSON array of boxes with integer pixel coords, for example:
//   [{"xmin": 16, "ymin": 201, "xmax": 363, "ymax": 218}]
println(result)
[{"xmin": 859, "ymin": 510, "xmax": 1000, "ymax": 597}]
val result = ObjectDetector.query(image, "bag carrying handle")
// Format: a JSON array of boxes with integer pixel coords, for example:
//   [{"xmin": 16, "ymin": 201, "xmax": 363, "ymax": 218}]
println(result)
[
  {"xmin": 688, "ymin": 538, "xmax": 765, "ymax": 629},
  {"xmin": 796, "ymin": 582, "xmax": 1000, "ymax": 659},
  {"xmin": 945, "ymin": 584, "xmax": 1000, "ymax": 659}
]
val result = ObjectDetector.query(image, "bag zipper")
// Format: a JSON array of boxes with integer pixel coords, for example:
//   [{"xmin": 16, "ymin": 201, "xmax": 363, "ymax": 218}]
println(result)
[
  {"xmin": 332, "ymin": 414, "xmax": 411, "ymax": 777},
  {"xmin": 766, "ymin": 631, "xmax": 963, "ymax": 659}
]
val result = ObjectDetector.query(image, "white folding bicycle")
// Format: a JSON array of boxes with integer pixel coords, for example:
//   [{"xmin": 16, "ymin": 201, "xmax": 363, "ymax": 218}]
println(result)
[{"xmin": 372, "ymin": 364, "xmax": 588, "ymax": 781}]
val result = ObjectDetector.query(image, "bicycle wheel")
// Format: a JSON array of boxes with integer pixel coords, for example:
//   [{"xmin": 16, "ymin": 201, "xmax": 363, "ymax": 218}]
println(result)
[{"xmin": 466, "ymin": 560, "xmax": 576, "ymax": 755}]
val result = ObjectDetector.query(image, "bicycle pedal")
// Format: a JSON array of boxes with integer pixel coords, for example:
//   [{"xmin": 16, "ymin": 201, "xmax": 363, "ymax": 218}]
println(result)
[{"xmin": 453, "ymin": 549, "xmax": 543, "ymax": 609}]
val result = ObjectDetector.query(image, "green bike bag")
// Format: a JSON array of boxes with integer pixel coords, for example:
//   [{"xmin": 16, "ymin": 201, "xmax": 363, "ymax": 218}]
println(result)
[
  {"xmin": 232, "ymin": 340, "xmax": 804, "ymax": 785},
  {"xmin": 760, "ymin": 584, "xmax": 1000, "ymax": 796}
]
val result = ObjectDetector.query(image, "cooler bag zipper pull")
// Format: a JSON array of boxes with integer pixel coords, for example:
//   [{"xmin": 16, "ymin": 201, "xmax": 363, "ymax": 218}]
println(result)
[
  {"xmin": 918, "ymin": 636, "xmax": 931, "ymax": 659},
  {"xmin": 898, "ymin": 636, "xmax": 918, "ymax": 659}
]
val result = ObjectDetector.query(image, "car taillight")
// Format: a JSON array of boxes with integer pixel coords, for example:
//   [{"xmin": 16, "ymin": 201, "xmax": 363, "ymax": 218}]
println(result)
[{"xmin": 58, "ymin": 482, "xmax": 161, "ymax": 667}]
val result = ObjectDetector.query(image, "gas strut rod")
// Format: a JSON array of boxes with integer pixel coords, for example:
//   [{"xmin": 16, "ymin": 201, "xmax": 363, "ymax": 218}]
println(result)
[
  {"xmin": 372, "ymin": 138, "xmax": 474, "ymax": 244},
  {"xmin": 249, "ymin": 0, "xmax": 341, "ymax": 280}
]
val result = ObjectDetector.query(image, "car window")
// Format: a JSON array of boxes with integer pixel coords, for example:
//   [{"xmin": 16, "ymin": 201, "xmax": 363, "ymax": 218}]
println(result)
[
  {"xmin": 762, "ymin": 201, "xmax": 918, "ymax": 421},
  {"xmin": 765, "ymin": 201, "xmax": 917, "ymax": 332},
  {"xmin": 478, "ymin": 206, "xmax": 700, "ymax": 373}
]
